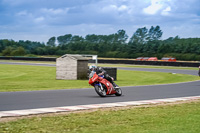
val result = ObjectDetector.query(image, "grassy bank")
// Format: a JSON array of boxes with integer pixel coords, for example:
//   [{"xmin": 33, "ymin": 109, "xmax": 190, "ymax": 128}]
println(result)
[
  {"xmin": 0, "ymin": 64, "xmax": 199, "ymax": 92},
  {"xmin": 0, "ymin": 100, "xmax": 200, "ymax": 133}
]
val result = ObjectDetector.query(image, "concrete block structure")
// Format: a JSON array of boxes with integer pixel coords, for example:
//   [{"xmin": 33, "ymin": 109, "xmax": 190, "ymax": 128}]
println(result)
[
  {"xmin": 103, "ymin": 67, "xmax": 117, "ymax": 81},
  {"xmin": 56, "ymin": 54, "xmax": 88, "ymax": 80}
]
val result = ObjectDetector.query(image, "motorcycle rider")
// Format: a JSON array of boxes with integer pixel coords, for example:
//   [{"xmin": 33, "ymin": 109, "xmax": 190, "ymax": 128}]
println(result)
[{"xmin": 89, "ymin": 65, "xmax": 119, "ymax": 89}]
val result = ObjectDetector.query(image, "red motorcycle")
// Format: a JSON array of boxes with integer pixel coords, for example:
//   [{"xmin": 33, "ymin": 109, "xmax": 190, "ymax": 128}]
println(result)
[{"xmin": 89, "ymin": 72, "xmax": 122, "ymax": 97}]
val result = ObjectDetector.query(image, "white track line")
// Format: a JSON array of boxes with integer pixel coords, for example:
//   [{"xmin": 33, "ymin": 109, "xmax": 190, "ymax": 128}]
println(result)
[{"xmin": 0, "ymin": 96, "xmax": 200, "ymax": 118}]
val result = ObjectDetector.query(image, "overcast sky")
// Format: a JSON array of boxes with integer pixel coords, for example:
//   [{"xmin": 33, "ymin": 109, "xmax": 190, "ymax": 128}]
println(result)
[{"xmin": 0, "ymin": 0, "xmax": 200, "ymax": 43}]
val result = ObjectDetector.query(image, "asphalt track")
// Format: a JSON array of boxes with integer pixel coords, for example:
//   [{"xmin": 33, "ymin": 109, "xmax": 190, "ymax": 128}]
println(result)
[{"xmin": 0, "ymin": 62, "xmax": 199, "ymax": 112}]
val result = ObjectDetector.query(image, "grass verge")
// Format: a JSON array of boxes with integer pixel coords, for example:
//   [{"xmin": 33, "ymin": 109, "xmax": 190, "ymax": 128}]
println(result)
[
  {"xmin": 0, "ymin": 64, "xmax": 199, "ymax": 92},
  {"xmin": 0, "ymin": 100, "xmax": 200, "ymax": 133}
]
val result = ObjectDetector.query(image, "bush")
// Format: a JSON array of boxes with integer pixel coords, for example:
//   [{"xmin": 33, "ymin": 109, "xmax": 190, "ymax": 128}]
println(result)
[
  {"xmin": 2, "ymin": 46, "xmax": 26, "ymax": 56},
  {"xmin": 2, "ymin": 46, "xmax": 14, "ymax": 56},
  {"xmin": 11, "ymin": 47, "xmax": 26, "ymax": 56}
]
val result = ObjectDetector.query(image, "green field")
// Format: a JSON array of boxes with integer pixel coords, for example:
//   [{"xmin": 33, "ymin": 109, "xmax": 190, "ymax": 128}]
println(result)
[
  {"xmin": 0, "ymin": 59, "xmax": 199, "ymax": 70},
  {"xmin": 1, "ymin": 100, "xmax": 200, "ymax": 133},
  {"xmin": 0, "ymin": 64, "xmax": 199, "ymax": 92},
  {"xmin": 98, "ymin": 63, "xmax": 199, "ymax": 70},
  {"xmin": 0, "ymin": 60, "xmax": 56, "ymax": 64}
]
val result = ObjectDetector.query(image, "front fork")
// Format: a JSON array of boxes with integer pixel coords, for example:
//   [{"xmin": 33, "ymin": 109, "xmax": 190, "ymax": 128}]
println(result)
[
  {"xmin": 95, "ymin": 83, "xmax": 104, "ymax": 91},
  {"xmin": 95, "ymin": 83, "xmax": 107, "ymax": 94}
]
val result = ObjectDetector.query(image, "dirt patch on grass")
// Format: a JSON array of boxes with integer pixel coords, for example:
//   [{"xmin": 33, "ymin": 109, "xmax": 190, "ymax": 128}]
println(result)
[{"xmin": 1, "ymin": 99, "xmax": 200, "ymax": 123}]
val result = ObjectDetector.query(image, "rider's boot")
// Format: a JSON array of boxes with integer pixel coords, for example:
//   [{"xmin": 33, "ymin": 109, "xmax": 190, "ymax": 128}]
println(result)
[{"xmin": 112, "ymin": 82, "xmax": 119, "ymax": 90}]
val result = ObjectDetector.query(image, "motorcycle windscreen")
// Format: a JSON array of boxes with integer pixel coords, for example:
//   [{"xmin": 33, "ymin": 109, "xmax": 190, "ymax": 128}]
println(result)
[
  {"xmin": 89, "ymin": 71, "xmax": 95, "ymax": 78},
  {"xmin": 88, "ymin": 72, "xmax": 98, "ymax": 84}
]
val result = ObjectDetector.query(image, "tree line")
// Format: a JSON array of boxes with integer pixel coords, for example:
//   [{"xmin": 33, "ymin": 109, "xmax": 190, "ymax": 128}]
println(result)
[{"xmin": 0, "ymin": 25, "xmax": 200, "ymax": 61}]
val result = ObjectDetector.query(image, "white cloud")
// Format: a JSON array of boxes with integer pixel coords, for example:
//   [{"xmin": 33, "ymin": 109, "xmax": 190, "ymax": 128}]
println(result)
[
  {"xmin": 161, "ymin": 6, "xmax": 171, "ymax": 16},
  {"xmin": 101, "ymin": 4, "xmax": 129, "ymax": 13},
  {"xmin": 16, "ymin": 10, "xmax": 28, "ymax": 16},
  {"xmin": 101, "ymin": 5, "xmax": 118, "ymax": 12},
  {"xmin": 118, "ymin": 5, "xmax": 128, "ymax": 11},
  {"xmin": 143, "ymin": 0, "xmax": 163, "ymax": 15},
  {"xmin": 41, "ymin": 8, "xmax": 69, "ymax": 15},
  {"xmin": 15, "ymin": 10, "xmax": 34, "ymax": 19},
  {"xmin": 164, "ymin": 6, "xmax": 171, "ymax": 12},
  {"xmin": 34, "ymin": 17, "xmax": 44, "ymax": 23}
]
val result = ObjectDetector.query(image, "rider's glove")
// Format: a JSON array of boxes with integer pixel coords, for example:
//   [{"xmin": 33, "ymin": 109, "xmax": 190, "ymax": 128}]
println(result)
[{"xmin": 99, "ymin": 72, "xmax": 104, "ymax": 76}]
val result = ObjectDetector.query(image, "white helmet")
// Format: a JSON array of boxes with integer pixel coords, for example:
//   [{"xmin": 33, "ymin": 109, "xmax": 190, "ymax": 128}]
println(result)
[{"xmin": 89, "ymin": 64, "xmax": 96, "ymax": 70}]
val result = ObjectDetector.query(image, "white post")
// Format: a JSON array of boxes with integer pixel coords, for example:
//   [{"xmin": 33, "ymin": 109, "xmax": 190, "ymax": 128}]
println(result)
[{"xmin": 92, "ymin": 55, "xmax": 98, "ymax": 66}]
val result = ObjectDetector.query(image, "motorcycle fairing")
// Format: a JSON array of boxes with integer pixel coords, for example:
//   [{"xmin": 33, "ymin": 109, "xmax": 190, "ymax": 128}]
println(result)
[{"xmin": 89, "ymin": 73, "xmax": 116, "ymax": 95}]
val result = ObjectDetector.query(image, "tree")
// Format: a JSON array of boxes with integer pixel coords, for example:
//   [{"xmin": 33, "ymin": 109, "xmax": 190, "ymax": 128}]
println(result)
[
  {"xmin": 129, "ymin": 27, "xmax": 148, "ymax": 44},
  {"xmin": 85, "ymin": 34, "xmax": 100, "ymax": 43},
  {"xmin": 57, "ymin": 34, "xmax": 72, "ymax": 46},
  {"xmin": 47, "ymin": 37, "xmax": 56, "ymax": 47},
  {"xmin": 147, "ymin": 25, "xmax": 162, "ymax": 41},
  {"xmin": 116, "ymin": 29, "xmax": 128, "ymax": 44},
  {"xmin": 35, "ymin": 47, "xmax": 47, "ymax": 55},
  {"xmin": 71, "ymin": 35, "xmax": 84, "ymax": 43}
]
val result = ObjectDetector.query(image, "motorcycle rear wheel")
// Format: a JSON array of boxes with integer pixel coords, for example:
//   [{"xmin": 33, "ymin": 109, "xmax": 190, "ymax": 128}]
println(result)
[
  {"xmin": 94, "ymin": 85, "xmax": 106, "ymax": 97},
  {"xmin": 115, "ymin": 87, "xmax": 122, "ymax": 96}
]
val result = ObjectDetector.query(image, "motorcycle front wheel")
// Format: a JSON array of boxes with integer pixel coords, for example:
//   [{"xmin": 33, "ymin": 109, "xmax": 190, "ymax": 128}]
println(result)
[{"xmin": 94, "ymin": 85, "xmax": 106, "ymax": 97}]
